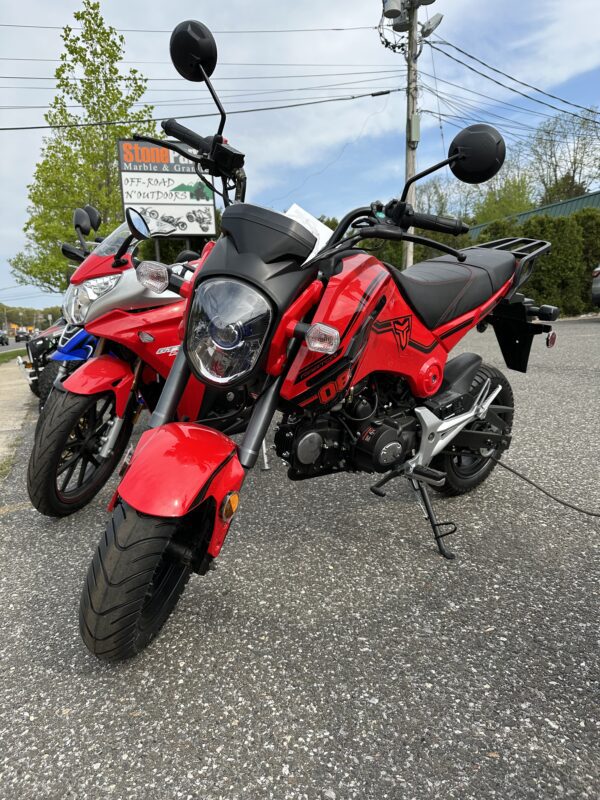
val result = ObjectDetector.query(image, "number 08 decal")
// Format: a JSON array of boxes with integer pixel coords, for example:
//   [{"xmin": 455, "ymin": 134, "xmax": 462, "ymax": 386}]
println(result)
[{"xmin": 317, "ymin": 369, "xmax": 352, "ymax": 404}]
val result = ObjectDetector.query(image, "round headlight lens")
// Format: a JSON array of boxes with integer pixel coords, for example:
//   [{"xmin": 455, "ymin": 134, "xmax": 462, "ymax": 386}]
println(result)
[{"xmin": 185, "ymin": 278, "xmax": 272, "ymax": 385}]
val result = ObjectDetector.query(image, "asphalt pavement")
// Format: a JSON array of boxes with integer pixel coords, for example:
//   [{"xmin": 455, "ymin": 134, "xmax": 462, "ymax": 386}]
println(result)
[
  {"xmin": 0, "ymin": 341, "xmax": 28, "ymax": 354},
  {"xmin": 0, "ymin": 318, "xmax": 598, "ymax": 799}
]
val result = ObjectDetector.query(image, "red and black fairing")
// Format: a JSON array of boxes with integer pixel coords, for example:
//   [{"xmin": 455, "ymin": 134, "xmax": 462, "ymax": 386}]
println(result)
[{"xmin": 280, "ymin": 250, "xmax": 517, "ymax": 409}]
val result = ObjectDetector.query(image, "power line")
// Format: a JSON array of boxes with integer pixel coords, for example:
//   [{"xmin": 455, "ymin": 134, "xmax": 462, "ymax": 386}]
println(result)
[
  {"xmin": 0, "ymin": 73, "xmax": 406, "ymax": 94},
  {"xmin": 0, "ymin": 88, "xmax": 400, "ymax": 132},
  {"xmin": 425, "ymin": 10, "xmax": 445, "ymax": 158},
  {"xmin": 432, "ymin": 36, "xmax": 598, "ymax": 116},
  {"xmin": 418, "ymin": 68, "xmax": 572, "ymax": 121},
  {"xmin": 427, "ymin": 42, "xmax": 600, "ymax": 127},
  {"xmin": 0, "ymin": 22, "xmax": 376, "ymax": 34},
  {"xmin": 0, "ymin": 57, "xmax": 399, "ymax": 67},
  {"xmin": 0, "ymin": 92, "xmax": 395, "ymax": 112},
  {"xmin": 0, "ymin": 68, "xmax": 404, "ymax": 82}
]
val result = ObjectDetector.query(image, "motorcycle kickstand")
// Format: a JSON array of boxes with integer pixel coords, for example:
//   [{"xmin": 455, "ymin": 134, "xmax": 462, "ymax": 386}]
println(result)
[
  {"xmin": 260, "ymin": 439, "xmax": 271, "ymax": 471},
  {"xmin": 409, "ymin": 478, "xmax": 457, "ymax": 560}
]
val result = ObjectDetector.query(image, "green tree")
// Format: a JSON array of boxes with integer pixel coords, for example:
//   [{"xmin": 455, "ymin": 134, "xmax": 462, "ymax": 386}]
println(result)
[
  {"xmin": 528, "ymin": 110, "xmax": 600, "ymax": 204},
  {"xmin": 473, "ymin": 175, "xmax": 534, "ymax": 224},
  {"xmin": 10, "ymin": 0, "xmax": 157, "ymax": 292},
  {"xmin": 540, "ymin": 174, "xmax": 588, "ymax": 205}
]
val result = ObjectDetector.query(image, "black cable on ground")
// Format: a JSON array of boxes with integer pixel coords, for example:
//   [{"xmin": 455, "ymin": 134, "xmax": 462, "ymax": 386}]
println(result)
[{"xmin": 493, "ymin": 458, "xmax": 600, "ymax": 518}]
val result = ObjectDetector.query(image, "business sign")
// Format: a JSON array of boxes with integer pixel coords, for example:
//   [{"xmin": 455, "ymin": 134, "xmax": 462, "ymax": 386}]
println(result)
[{"xmin": 117, "ymin": 139, "xmax": 216, "ymax": 237}]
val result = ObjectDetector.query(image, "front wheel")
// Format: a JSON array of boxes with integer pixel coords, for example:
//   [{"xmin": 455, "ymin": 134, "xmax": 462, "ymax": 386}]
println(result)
[
  {"xmin": 432, "ymin": 363, "xmax": 514, "ymax": 496},
  {"xmin": 37, "ymin": 360, "xmax": 78, "ymax": 410},
  {"xmin": 27, "ymin": 389, "xmax": 133, "ymax": 516},
  {"xmin": 80, "ymin": 501, "xmax": 213, "ymax": 661}
]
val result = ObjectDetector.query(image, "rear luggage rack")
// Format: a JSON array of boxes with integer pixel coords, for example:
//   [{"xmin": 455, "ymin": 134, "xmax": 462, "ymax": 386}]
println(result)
[{"xmin": 464, "ymin": 237, "xmax": 551, "ymax": 296}]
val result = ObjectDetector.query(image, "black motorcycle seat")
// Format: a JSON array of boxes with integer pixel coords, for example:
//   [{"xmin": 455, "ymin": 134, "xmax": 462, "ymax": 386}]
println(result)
[{"xmin": 389, "ymin": 248, "xmax": 516, "ymax": 330}]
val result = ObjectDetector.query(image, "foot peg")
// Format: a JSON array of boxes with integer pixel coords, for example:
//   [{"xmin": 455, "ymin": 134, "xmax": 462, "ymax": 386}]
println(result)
[{"xmin": 409, "ymin": 465, "xmax": 446, "ymax": 487}]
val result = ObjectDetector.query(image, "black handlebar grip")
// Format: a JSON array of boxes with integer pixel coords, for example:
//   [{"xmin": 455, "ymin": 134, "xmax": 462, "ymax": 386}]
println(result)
[
  {"xmin": 409, "ymin": 211, "xmax": 469, "ymax": 236},
  {"xmin": 161, "ymin": 118, "xmax": 213, "ymax": 154}
]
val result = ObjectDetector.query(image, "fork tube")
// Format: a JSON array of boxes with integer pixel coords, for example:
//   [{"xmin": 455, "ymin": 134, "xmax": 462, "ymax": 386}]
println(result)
[
  {"xmin": 238, "ymin": 375, "xmax": 284, "ymax": 469},
  {"xmin": 149, "ymin": 347, "xmax": 190, "ymax": 428}
]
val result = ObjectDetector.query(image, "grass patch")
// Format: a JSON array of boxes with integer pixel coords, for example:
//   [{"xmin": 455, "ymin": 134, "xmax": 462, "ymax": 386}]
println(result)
[
  {"xmin": 0, "ymin": 433, "xmax": 23, "ymax": 483},
  {"xmin": 0, "ymin": 349, "xmax": 26, "ymax": 366}
]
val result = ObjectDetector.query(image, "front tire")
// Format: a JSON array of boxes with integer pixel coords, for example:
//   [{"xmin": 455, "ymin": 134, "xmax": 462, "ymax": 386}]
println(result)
[
  {"xmin": 37, "ymin": 360, "xmax": 77, "ymax": 409},
  {"xmin": 27, "ymin": 389, "xmax": 133, "ymax": 516},
  {"xmin": 432, "ymin": 363, "xmax": 514, "ymax": 496},
  {"xmin": 80, "ymin": 501, "xmax": 211, "ymax": 661}
]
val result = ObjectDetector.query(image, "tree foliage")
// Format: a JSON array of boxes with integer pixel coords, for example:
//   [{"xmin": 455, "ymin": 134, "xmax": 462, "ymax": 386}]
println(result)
[
  {"xmin": 10, "ymin": 0, "xmax": 157, "ymax": 292},
  {"xmin": 529, "ymin": 111, "xmax": 600, "ymax": 204},
  {"xmin": 472, "ymin": 175, "xmax": 534, "ymax": 223}
]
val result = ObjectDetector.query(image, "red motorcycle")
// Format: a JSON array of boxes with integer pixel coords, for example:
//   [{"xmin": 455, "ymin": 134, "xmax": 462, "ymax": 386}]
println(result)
[
  {"xmin": 28, "ymin": 215, "xmax": 249, "ymax": 517},
  {"xmin": 79, "ymin": 20, "xmax": 559, "ymax": 661}
]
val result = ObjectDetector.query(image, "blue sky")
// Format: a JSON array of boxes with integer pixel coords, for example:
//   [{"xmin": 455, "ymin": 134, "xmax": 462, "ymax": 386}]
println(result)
[{"xmin": 1, "ymin": 0, "xmax": 600, "ymax": 309}]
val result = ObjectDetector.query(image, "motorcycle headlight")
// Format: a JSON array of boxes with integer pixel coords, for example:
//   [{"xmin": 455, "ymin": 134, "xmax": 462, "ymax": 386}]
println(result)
[
  {"xmin": 63, "ymin": 275, "xmax": 120, "ymax": 325},
  {"xmin": 185, "ymin": 278, "xmax": 272, "ymax": 385}
]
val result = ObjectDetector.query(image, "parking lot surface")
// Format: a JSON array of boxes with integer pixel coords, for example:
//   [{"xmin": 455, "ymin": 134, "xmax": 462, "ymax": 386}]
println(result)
[{"xmin": 0, "ymin": 318, "xmax": 598, "ymax": 799}]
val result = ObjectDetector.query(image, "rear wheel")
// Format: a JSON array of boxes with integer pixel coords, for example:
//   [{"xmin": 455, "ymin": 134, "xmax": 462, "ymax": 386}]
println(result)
[
  {"xmin": 79, "ymin": 500, "xmax": 213, "ymax": 661},
  {"xmin": 27, "ymin": 389, "xmax": 133, "ymax": 516},
  {"xmin": 432, "ymin": 363, "xmax": 514, "ymax": 496}
]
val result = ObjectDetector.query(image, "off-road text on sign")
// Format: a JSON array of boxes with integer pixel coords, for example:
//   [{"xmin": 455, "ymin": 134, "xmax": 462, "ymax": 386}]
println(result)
[{"xmin": 117, "ymin": 140, "xmax": 216, "ymax": 237}]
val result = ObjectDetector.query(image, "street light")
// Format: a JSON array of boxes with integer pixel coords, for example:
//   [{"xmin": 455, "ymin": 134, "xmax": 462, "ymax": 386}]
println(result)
[{"xmin": 420, "ymin": 12, "xmax": 444, "ymax": 38}]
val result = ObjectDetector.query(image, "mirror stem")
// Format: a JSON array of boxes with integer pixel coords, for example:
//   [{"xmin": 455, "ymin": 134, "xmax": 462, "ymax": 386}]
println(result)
[
  {"xmin": 112, "ymin": 234, "xmax": 134, "ymax": 268},
  {"xmin": 74, "ymin": 227, "xmax": 88, "ymax": 253},
  {"xmin": 199, "ymin": 64, "xmax": 226, "ymax": 138},
  {"xmin": 400, "ymin": 153, "xmax": 461, "ymax": 203}
]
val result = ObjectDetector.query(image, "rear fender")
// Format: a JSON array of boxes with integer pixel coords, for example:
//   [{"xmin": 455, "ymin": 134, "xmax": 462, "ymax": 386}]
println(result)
[
  {"xmin": 62, "ymin": 355, "xmax": 134, "ymax": 416},
  {"xmin": 117, "ymin": 423, "xmax": 245, "ymax": 557}
]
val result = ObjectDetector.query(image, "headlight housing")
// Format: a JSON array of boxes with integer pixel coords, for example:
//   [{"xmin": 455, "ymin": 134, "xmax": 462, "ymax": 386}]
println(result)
[
  {"xmin": 63, "ymin": 275, "xmax": 120, "ymax": 325},
  {"xmin": 185, "ymin": 278, "xmax": 272, "ymax": 385}
]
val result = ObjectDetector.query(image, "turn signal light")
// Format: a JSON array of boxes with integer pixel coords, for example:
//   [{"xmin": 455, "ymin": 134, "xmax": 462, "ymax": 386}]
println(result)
[
  {"xmin": 220, "ymin": 492, "xmax": 240, "ymax": 522},
  {"xmin": 305, "ymin": 323, "xmax": 340, "ymax": 354},
  {"xmin": 136, "ymin": 261, "xmax": 169, "ymax": 294}
]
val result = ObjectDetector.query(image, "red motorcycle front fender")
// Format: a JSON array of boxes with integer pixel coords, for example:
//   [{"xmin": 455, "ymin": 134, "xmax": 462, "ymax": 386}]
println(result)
[
  {"xmin": 117, "ymin": 423, "xmax": 245, "ymax": 557},
  {"xmin": 62, "ymin": 355, "xmax": 134, "ymax": 417}
]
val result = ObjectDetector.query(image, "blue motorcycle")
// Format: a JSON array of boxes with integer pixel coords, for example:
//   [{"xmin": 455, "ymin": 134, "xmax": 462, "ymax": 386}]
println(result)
[{"xmin": 38, "ymin": 324, "xmax": 98, "ymax": 408}]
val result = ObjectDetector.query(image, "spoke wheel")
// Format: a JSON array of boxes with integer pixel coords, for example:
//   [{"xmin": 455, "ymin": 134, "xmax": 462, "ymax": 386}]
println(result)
[
  {"xmin": 27, "ymin": 389, "xmax": 134, "ymax": 517},
  {"xmin": 55, "ymin": 394, "xmax": 114, "ymax": 500}
]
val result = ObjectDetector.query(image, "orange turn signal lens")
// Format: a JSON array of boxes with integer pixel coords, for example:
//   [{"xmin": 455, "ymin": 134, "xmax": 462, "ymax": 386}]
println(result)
[{"xmin": 220, "ymin": 492, "xmax": 240, "ymax": 522}]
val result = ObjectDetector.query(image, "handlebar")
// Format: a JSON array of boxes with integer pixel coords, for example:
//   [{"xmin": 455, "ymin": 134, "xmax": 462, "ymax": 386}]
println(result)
[
  {"xmin": 404, "ymin": 210, "xmax": 469, "ymax": 236},
  {"xmin": 161, "ymin": 118, "xmax": 214, "ymax": 155}
]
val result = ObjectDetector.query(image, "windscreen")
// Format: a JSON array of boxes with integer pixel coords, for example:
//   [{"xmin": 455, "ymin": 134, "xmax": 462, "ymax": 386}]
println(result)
[{"xmin": 92, "ymin": 216, "xmax": 177, "ymax": 257}]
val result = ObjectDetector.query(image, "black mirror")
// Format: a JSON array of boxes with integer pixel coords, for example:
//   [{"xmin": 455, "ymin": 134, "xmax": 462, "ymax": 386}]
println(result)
[
  {"xmin": 448, "ymin": 124, "xmax": 506, "ymax": 184},
  {"xmin": 170, "ymin": 20, "xmax": 218, "ymax": 82},
  {"xmin": 73, "ymin": 207, "xmax": 91, "ymax": 236},
  {"xmin": 84, "ymin": 204, "xmax": 102, "ymax": 231},
  {"xmin": 126, "ymin": 207, "xmax": 151, "ymax": 240},
  {"xmin": 61, "ymin": 242, "xmax": 86, "ymax": 264}
]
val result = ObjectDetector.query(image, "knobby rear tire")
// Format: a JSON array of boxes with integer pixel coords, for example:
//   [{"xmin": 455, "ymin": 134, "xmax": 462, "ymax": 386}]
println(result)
[{"xmin": 80, "ymin": 501, "xmax": 197, "ymax": 662}]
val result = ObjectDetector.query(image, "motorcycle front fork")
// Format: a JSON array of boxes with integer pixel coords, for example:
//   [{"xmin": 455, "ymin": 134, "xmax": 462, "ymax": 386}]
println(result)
[{"xmin": 100, "ymin": 359, "xmax": 143, "ymax": 459}]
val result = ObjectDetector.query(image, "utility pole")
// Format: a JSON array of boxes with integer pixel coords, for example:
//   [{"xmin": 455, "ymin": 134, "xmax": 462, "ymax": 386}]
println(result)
[
  {"xmin": 404, "ymin": 3, "xmax": 420, "ymax": 268},
  {"xmin": 379, "ymin": 2, "xmax": 444, "ymax": 268}
]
